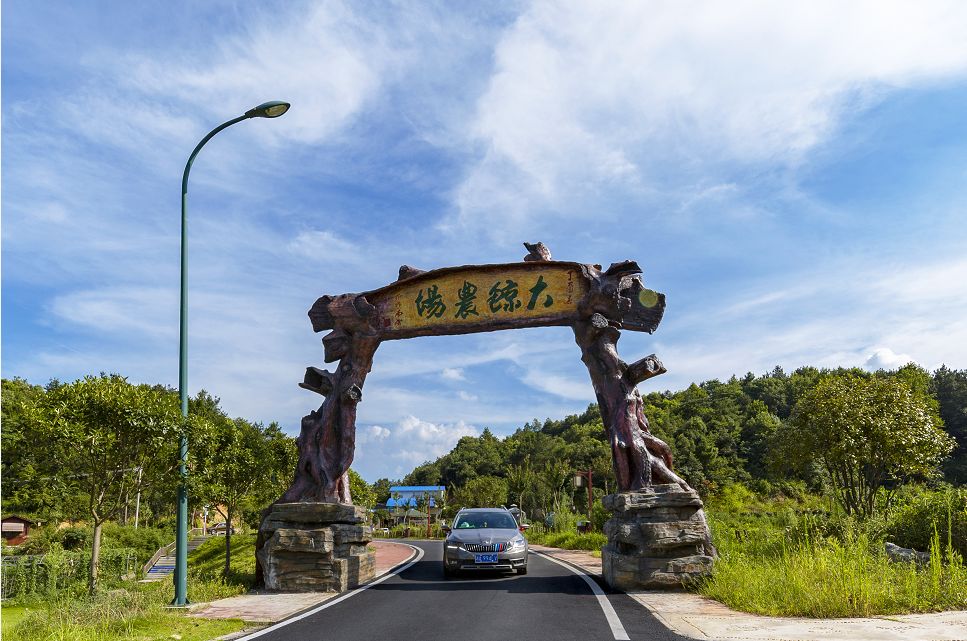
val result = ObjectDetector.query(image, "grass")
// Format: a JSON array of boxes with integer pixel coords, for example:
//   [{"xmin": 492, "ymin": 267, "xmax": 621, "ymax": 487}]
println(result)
[
  {"xmin": 697, "ymin": 492, "xmax": 967, "ymax": 617},
  {"xmin": 2, "ymin": 605, "xmax": 30, "ymax": 634},
  {"xmin": 0, "ymin": 533, "xmax": 261, "ymax": 641},
  {"xmin": 2, "ymin": 582, "xmax": 249, "ymax": 641},
  {"xmin": 526, "ymin": 529, "xmax": 607, "ymax": 552},
  {"xmin": 524, "ymin": 485, "xmax": 967, "ymax": 617},
  {"xmin": 187, "ymin": 534, "xmax": 258, "ymax": 588}
]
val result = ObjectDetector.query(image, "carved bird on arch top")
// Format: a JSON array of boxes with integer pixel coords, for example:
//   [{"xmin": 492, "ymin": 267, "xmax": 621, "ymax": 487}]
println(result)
[{"xmin": 523, "ymin": 242, "xmax": 552, "ymax": 262}]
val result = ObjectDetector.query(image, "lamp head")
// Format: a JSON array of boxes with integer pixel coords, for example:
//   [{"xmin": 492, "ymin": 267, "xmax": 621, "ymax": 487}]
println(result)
[{"xmin": 245, "ymin": 101, "xmax": 291, "ymax": 119}]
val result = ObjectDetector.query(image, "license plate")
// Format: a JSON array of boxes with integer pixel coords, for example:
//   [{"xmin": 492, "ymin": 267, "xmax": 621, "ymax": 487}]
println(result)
[{"xmin": 474, "ymin": 553, "xmax": 498, "ymax": 564}]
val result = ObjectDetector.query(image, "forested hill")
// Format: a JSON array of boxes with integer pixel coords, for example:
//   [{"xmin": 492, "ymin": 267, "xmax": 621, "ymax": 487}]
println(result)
[{"xmin": 387, "ymin": 364, "xmax": 966, "ymax": 512}]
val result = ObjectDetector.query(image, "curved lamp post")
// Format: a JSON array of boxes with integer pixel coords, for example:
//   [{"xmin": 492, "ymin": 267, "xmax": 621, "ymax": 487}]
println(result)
[{"xmin": 175, "ymin": 100, "xmax": 290, "ymax": 606}]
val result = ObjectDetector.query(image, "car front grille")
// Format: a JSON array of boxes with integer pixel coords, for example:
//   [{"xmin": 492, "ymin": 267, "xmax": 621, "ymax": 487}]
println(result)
[{"xmin": 464, "ymin": 543, "xmax": 505, "ymax": 553}]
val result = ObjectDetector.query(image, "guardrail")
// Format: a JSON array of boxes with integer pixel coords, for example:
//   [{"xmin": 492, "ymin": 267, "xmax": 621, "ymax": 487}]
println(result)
[{"xmin": 141, "ymin": 527, "xmax": 206, "ymax": 576}]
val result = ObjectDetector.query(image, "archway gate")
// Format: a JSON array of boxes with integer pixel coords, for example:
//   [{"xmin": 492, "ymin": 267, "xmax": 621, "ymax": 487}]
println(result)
[{"xmin": 258, "ymin": 243, "xmax": 715, "ymax": 593}]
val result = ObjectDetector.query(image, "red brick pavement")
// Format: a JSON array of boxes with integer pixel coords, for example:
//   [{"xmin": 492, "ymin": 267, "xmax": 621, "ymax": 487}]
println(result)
[{"xmin": 372, "ymin": 540, "xmax": 418, "ymax": 575}]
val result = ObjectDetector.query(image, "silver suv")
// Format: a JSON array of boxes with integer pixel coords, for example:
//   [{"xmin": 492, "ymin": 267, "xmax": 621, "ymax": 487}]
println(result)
[{"xmin": 442, "ymin": 507, "xmax": 528, "ymax": 577}]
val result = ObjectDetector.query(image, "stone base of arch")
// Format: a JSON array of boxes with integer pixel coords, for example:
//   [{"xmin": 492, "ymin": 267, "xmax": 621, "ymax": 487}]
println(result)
[
  {"xmin": 255, "ymin": 502, "xmax": 375, "ymax": 592},
  {"xmin": 601, "ymin": 485, "xmax": 715, "ymax": 590}
]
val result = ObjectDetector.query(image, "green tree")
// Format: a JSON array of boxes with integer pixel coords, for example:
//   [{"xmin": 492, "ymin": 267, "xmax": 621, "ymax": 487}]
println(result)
[
  {"xmin": 26, "ymin": 374, "xmax": 184, "ymax": 593},
  {"xmin": 348, "ymin": 469, "xmax": 376, "ymax": 508},
  {"xmin": 372, "ymin": 478, "xmax": 396, "ymax": 505},
  {"xmin": 739, "ymin": 401, "xmax": 782, "ymax": 479},
  {"xmin": 506, "ymin": 461, "xmax": 535, "ymax": 517},
  {"xmin": 438, "ymin": 428, "xmax": 505, "ymax": 487},
  {"xmin": 403, "ymin": 461, "xmax": 441, "ymax": 486},
  {"xmin": 537, "ymin": 460, "xmax": 572, "ymax": 514},
  {"xmin": 391, "ymin": 492, "xmax": 411, "ymax": 529},
  {"xmin": 242, "ymin": 421, "xmax": 298, "ymax": 526},
  {"xmin": 933, "ymin": 366, "xmax": 967, "ymax": 483},
  {"xmin": 1, "ymin": 378, "xmax": 83, "ymax": 522},
  {"xmin": 193, "ymin": 415, "xmax": 268, "ymax": 580},
  {"xmin": 784, "ymin": 374, "xmax": 954, "ymax": 518},
  {"xmin": 452, "ymin": 476, "xmax": 508, "ymax": 508}
]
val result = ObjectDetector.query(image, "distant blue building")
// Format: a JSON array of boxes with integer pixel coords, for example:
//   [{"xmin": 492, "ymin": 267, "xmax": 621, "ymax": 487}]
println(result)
[
  {"xmin": 382, "ymin": 486, "xmax": 447, "ymax": 527},
  {"xmin": 386, "ymin": 485, "xmax": 446, "ymax": 510}
]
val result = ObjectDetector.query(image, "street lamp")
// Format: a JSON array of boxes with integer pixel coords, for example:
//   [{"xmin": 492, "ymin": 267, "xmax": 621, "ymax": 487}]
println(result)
[
  {"xmin": 174, "ymin": 100, "xmax": 290, "ymax": 606},
  {"xmin": 573, "ymin": 470, "xmax": 593, "ymax": 521}
]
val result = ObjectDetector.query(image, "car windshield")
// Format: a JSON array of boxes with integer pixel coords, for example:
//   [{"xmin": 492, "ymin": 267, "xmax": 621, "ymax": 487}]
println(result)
[{"xmin": 454, "ymin": 512, "xmax": 518, "ymax": 530}]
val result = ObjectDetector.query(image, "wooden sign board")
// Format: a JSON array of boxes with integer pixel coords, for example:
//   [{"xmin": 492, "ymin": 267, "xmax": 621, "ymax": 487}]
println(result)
[
  {"xmin": 308, "ymin": 259, "xmax": 665, "ymax": 343},
  {"xmin": 370, "ymin": 262, "xmax": 589, "ymax": 339}
]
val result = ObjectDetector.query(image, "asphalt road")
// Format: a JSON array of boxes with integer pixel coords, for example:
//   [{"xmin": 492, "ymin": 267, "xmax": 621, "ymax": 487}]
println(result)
[{"xmin": 242, "ymin": 541, "xmax": 690, "ymax": 641}]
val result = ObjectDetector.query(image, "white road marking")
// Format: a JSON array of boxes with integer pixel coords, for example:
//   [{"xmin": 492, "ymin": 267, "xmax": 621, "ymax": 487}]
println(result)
[
  {"xmin": 234, "ymin": 543, "xmax": 424, "ymax": 641},
  {"xmin": 532, "ymin": 551, "xmax": 631, "ymax": 641}
]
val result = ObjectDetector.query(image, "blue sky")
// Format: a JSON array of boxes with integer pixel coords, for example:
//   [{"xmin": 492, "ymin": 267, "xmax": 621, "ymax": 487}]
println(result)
[{"xmin": 3, "ymin": 1, "xmax": 967, "ymax": 482}]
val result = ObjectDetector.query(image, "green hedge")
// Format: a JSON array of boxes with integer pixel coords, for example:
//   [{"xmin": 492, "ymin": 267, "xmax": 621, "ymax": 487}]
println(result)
[
  {"xmin": 1, "ymin": 548, "xmax": 138, "ymax": 599},
  {"xmin": 5, "ymin": 524, "xmax": 170, "ymax": 567}
]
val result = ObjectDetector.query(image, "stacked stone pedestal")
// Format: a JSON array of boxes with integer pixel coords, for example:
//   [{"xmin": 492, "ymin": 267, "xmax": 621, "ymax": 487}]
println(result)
[
  {"xmin": 257, "ymin": 502, "xmax": 375, "ymax": 592},
  {"xmin": 602, "ymin": 484, "xmax": 715, "ymax": 590}
]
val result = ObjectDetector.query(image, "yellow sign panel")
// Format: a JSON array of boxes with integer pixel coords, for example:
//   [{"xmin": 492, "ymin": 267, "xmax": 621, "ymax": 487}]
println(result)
[{"xmin": 375, "ymin": 265, "xmax": 588, "ymax": 333}]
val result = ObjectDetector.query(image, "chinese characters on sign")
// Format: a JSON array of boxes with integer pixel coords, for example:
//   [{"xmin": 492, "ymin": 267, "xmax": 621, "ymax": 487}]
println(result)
[
  {"xmin": 414, "ymin": 284, "xmax": 446, "ymax": 318},
  {"xmin": 455, "ymin": 281, "xmax": 479, "ymax": 319},
  {"xmin": 377, "ymin": 266, "xmax": 587, "ymax": 333}
]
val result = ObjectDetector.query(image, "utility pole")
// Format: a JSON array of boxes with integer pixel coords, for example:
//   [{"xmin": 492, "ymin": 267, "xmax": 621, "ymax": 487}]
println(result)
[{"xmin": 134, "ymin": 467, "xmax": 143, "ymax": 529}]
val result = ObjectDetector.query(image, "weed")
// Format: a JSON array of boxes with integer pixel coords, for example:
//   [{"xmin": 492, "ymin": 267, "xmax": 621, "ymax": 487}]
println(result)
[{"xmin": 698, "ymin": 489, "xmax": 967, "ymax": 616}]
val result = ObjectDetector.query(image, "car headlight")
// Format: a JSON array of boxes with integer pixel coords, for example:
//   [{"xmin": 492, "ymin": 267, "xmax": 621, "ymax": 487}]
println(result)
[
  {"xmin": 506, "ymin": 537, "xmax": 526, "ymax": 551},
  {"xmin": 445, "ymin": 541, "xmax": 462, "ymax": 550}
]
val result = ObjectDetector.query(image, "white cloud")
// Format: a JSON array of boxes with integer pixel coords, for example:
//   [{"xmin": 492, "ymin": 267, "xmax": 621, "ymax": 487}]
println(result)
[
  {"xmin": 457, "ymin": 390, "xmax": 478, "ymax": 402},
  {"xmin": 287, "ymin": 229, "xmax": 359, "ymax": 263},
  {"xmin": 652, "ymin": 254, "xmax": 967, "ymax": 388},
  {"xmin": 367, "ymin": 425, "xmax": 391, "ymax": 441},
  {"xmin": 520, "ymin": 370, "xmax": 592, "ymax": 401},
  {"xmin": 448, "ymin": 0, "xmax": 967, "ymax": 236},
  {"xmin": 118, "ymin": 4, "xmax": 391, "ymax": 147},
  {"xmin": 441, "ymin": 367, "xmax": 465, "ymax": 381},
  {"xmin": 863, "ymin": 347, "xmax": 917, "ymax": 371},
  {"xmin": 354, "ymin": 415, "xmax": 479, "ymax": 480},
  {"xmin": 49, "ymin": 287, "xmax": 178, "ymax": 340}
]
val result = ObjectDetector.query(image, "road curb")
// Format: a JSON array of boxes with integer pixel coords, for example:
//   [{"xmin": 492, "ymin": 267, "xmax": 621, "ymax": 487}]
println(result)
[
  {"xmin": 229, "ymin": 544, "xmax": 425, "ymax": 641},
  {"xmin": 258, "ymin": 540, "xmax": 421, "ymax": 625},
  {"xmin": 195, "ymin": 540, "xmax": 422, "ymax": 631},
  {"xmin": 371, "ymin": 540, "xmax": 421, "ymax": 581}
]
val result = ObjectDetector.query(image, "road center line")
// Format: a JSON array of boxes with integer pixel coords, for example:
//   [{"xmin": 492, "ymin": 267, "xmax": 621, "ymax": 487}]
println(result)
[
  {"xmin": 531, "ymin": 551, "xmax": 630, "ymax": 641},
  {"xmin": 234, "ymin": 543, "xmax": 424, "ymax": 641}
]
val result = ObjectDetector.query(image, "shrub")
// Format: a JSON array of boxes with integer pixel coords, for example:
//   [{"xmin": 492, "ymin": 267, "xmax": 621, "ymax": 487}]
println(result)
[
  {"xmin": 884, "ymin": 485, "xmax": 966, "ymax": 557},
  {"xmin": 591, "ymin": 501, "xmax": 610, "ymax": 531},
  {"xmin": 60, "ymin": 527, "xmax": 90, "ymax": 551},
  {"xmin": 7, "ymin": 526, "xmax": 62, "ymax": 556},
  {"xmin": 100, "ymin": 523, "xmax": 171, "ymax": 564},
  {"xmin": 4, "ymin": 523, "xmax": 171, "ymax": 566},
  {"xmin": 546, "ymin": 509, "xmax": 581, "ymax": 533}
]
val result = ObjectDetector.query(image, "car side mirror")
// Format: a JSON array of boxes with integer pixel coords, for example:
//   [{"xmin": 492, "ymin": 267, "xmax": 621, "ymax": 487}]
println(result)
[
  {"xmin": 442, "ymin": 525, "xmax": 451, "ymax": 534},
  {"xmin": 519, "ymin": 524, "xmax": 530, "ymax": 531}
]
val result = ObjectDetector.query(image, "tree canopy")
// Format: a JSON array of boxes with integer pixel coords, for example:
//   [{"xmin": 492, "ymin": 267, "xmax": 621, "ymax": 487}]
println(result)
[
  {"xmin": 15, "ymin": 374, "xmax": 185, "ymax": 592},
  {"xmin": 390, "ymin": 364, "xmax": 964, "ymax": 520},
  {"xmin": 784, "ymin": 374, "xmax": 954, "ymax": 517}
]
